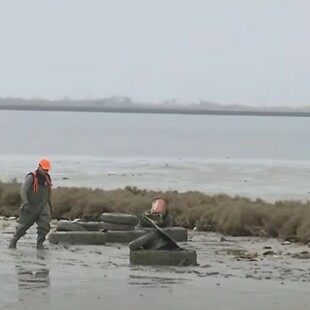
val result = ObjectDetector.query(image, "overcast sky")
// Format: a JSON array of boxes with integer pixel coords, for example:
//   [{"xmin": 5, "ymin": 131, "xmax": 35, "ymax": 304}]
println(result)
[{"xmin": 0, "ymin": 0, "xmax": 309, "ymax": 107}]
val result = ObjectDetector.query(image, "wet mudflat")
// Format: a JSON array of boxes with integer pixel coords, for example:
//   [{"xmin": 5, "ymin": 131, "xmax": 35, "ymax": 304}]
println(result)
[{"xmin": 1, "ymin": 219, "xmax": 310, "ymax": 310}]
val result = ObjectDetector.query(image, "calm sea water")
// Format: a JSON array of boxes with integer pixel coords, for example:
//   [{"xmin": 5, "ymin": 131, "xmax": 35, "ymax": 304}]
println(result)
[{"xmin": 0, "ymin": 110, "xmax": 310, "ymax": 201}]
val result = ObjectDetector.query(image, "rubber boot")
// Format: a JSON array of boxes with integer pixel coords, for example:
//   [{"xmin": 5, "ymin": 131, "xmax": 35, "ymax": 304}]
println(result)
[
  {"xmin": 8, "ymin": 237, "xmax": 19, "ymax": 249},
  {"xmin": 37, "ymin": 235, "xmax": 46, "ymax": 250}
]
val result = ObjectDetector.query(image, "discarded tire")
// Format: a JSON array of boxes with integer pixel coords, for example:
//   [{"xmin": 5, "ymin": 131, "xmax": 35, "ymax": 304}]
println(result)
[
  {"xmin": 56, "ymin": 220, "xmax": 136, "ymax": 232},
  {"xmin": 129, "ymin": 231, "xmax": 158, "ymax": 251},
  {"xmin": 106, "ymin": 228, "xmax": 186, "ymax": 243},
  {"xmin": 48, "ymin": 232, "xmax": 107, "ymax": 245},
  {"xmin": 74, "ymin": 222, "xmax": 101, "ymax": 231},
  {"xmin": 104, "ymin": 226, "xmax": 187, "ymax": 240},
  {"xmin": 129, "ymin": 249, "xmax": 198, "ymax": 266},
  {"xmin": 100, "ymin": 213, "xmax": 138, "ymax": 225},
  {"xmin": 142, "ymin": 227, "xmax": 188, "ymax": 242},
  {"xmin": 99, "ymin": 221, "xmax": 135, "ymax": 231},
  {"xmin": 56, "ymin": 221, "xmax": 88, "ymax": 232},
  {"xmin": 106, "ymin": 230, "xmax": 146, "ymax": 243}
]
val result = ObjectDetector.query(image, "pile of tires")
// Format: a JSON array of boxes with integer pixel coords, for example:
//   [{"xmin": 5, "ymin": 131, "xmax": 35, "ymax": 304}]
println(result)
[
  {"xmin": 52, "ymin": 213, "xmax": 189, "ymax": 246},
  {"xmin": 99, "ymin": 213, "xmax": 138, "ymax": 231}
]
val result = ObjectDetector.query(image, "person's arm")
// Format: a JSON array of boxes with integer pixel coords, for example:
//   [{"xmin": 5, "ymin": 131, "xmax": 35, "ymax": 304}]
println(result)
[
  {"xmin": 48, "ymin": 187, "xmax": 53, "ymax": 217},
  {"xmin": 20, "ymin": 174, "xmax": 33, "ymax": 204},
  {"xmin": 47, "ymin": 174, "xmax": 53, "ymax": 216}
]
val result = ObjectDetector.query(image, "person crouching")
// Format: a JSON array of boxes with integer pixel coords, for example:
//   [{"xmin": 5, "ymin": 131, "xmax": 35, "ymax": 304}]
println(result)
[{"xmin": 139, "ymin": 197, "xmax": 174, "ymax": 227}]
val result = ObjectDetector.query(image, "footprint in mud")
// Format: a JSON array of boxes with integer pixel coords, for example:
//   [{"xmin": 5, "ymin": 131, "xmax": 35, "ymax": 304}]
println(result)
[
  {"xmin": 128, "ymin": 274, "xmax": 190, "ymax": 288},
  {"xmin": 195, "ymin": 271, "xmax": 220, "ymax": 277},
  {"xmin": 89, "ymin": 250, "xmax": 102, "ymax": 255},
  {"xmin": 16, "ymin": 266, "xmax": 50, "ymax": 290}
]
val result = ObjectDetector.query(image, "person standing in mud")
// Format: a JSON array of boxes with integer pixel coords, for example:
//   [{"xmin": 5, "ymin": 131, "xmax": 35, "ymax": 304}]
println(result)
[{"xmin": 8, "ymin": 158, "xmax": 53, "ymax": 249}]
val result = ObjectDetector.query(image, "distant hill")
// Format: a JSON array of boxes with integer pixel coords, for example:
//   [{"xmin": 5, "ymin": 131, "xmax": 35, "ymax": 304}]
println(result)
[{"xmin": 0, "ymin": 97, "xmax": 310, "ymax": 117}]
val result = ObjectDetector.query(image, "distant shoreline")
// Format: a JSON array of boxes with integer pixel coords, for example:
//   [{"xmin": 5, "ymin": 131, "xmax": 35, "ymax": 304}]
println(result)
[{"xmin": 1, "ymin": 104, "xmax": 310, "ymax": 117}]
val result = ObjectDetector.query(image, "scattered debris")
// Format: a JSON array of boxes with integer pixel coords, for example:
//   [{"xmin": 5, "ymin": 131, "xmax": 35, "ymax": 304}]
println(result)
[
  {"xmin": 282, "ymin": 241, "xmax": 291, "ymax": 246},
  {"xmin": 292, "ymin": 251, "xmax": 310, "ymax": 259},
  {"xmin": 234, "ymin": 251, "xmax": 258, "ymax": 261},
  {"xmin": 263, "ymin": 250, "xmax": 277, "ymax": 256},
  {"xmin": 285, "ymin": 236, "xmax": 299, "ymax": 243},
  {"xmin": 263, "ymin": 246, "xmax": 272, "ymax": 249}
]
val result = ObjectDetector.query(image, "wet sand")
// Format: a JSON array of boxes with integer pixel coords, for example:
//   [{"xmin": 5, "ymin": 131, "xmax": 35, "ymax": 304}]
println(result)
[
  {"xmin": 2, "ymin": 156, "xmax": 310, "ymax": 203},
  {"xmin": 1, "ymin": 218, "xmax": 310, "ymax": 310}
]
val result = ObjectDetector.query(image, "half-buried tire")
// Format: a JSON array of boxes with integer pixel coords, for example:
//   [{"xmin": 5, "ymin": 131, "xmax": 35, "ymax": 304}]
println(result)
[
  {"xmin": 128, "ymin": 231, "xmax": 158, "ymax": 251},
  {"xmin": 129, "ymin": 249, "xmax": 198, "ymax": 266},
  {"xmin": 140, "ymin": 227, "xmax": 188, "ymax": 242},
  {"xmin": 49, "ymin": 231, "xmax": 107, "ymax": 245},
  {"xmin": 100, "ymin": 213, "xmax": 138, "ymax": 226},
  {"xmin": 105, "ymin": 230, "xmax": 146, "ymax": 243},
  {"xmin": 73, "ymin": 222, "xmax": 101, "ymax": 231},
  {"xmin": 99, "ymin": 221, "xmax": 135, "ymax": 231},
  {"xmin": 56, "ymin": 221, "xmax": 88, "ymax": 232}
]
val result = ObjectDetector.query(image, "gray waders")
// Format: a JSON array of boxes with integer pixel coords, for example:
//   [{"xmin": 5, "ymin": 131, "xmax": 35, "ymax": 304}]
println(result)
[{"xmin": 9, "ymin": 175, "xmax": 51, "ymax": 249}]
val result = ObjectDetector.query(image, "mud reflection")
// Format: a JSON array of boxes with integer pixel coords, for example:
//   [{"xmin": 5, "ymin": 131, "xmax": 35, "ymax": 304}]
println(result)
[{"xmin": 14, "ymin": 253, "xmax": 50, "ymax": 303}]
